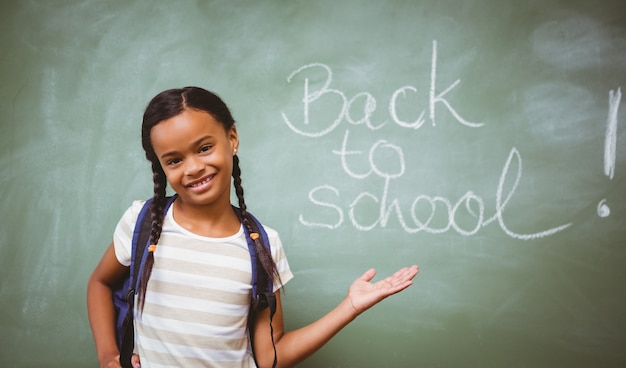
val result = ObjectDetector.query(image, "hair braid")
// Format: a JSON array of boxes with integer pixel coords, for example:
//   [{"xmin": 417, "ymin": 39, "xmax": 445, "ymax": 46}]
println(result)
[
  {"xmin": 136, "ymin": 161, "xmax": 168, "ymax": 312},
  {"xmin": 232, "ymin": 155, "xmax": 281, "ymax": 290}
]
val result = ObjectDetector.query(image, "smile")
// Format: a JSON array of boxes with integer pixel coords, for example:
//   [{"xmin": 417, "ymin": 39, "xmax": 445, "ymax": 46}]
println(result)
[{"xmin": 187, "ymin": 174, "xmax": 215, "ymax": 190}]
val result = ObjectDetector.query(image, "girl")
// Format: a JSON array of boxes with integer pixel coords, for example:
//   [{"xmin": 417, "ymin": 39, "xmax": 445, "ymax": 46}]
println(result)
[{"xmin": 87, "ymin": 86, "xmax": 419, "ymax": 368}]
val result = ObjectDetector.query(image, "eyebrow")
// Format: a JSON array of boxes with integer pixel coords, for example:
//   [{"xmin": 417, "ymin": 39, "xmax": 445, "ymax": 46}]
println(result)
[{"xmin": 159, "ymin": 135, "xmax": 213, "ymax": 160}]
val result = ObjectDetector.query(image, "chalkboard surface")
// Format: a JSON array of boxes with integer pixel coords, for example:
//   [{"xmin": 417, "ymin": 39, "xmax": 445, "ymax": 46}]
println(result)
[{"xmin": 1, "ymin": 1, "xmax": 625, "ymax": 367}]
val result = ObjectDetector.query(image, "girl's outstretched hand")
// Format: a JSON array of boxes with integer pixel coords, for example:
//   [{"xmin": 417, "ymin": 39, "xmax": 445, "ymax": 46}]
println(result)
[{"xmin": 346, "ymin": 265, "xmax": 419, "ymax": 316}]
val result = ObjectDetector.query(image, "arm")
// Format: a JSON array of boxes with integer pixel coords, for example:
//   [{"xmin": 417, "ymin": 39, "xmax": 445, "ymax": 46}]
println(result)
[
  {"xmin": 252, "ymin": 265, "xmax": 419, "ymax": 368},
  {"xmin": 86, "ymin": 242, "xmax": 128, "ymax": 368}
]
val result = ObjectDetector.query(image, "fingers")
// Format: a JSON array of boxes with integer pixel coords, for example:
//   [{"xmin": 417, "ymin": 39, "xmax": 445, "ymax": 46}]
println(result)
[
  {"xmin": 382, "ymin": 265, "xmax": 419, "ymax": 293},
  {"xmin": 347, "ymin": 264, "xmax": 419, "ymax": 314},
  {"xmin": 362, "ymin": 265, "xmax": 418, "ymax": 285},
  {"xmin": 131, "ymin": 354, "xmax": 141, "ymax": 368},
  {"xmin": 404, "ymin": 264, "xmax": 419, "ymax": 278},
  {"xmin": 384, "ymin": 265, "xmax": 418, "ymax": 282},
  {"xmin": 394, "ymin": 265, "xmax": 419, "ymax": 281}
]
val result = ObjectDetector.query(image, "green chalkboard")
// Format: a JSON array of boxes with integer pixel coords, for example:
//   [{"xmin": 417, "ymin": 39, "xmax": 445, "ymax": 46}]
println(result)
[{"xmin": 1, "ymin": 0, "xmax": 625, "ymax": 367}]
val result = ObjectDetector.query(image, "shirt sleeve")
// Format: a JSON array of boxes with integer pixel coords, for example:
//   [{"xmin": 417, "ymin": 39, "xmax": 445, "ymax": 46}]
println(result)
[
  {"xmin": 263, "ymin": 225, "xmax": 295, "ymax": 291},
  {"xmin": 112, "ymin": 200, "xmax": 146, "ymax": 267}
]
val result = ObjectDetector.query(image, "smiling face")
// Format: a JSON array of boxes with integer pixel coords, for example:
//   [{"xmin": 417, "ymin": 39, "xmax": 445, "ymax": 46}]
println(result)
[{"xmin": 150, "ymin": 108, "xmax": 239, "ymax": 209}]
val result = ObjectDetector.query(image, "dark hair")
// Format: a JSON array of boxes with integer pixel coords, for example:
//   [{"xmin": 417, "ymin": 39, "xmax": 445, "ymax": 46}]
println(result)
[{"xmin": 137, "ymin": 86, "xmax": 281, "ymax": 311}]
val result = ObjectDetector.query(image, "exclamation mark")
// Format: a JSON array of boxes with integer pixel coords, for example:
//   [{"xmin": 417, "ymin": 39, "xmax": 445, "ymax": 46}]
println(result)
[{"xmin": 597, "ymin": 87, "xmax": 621, "ymax": 218}]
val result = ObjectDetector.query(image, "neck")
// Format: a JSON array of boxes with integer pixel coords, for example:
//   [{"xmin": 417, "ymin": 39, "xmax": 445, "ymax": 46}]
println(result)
[{"xmin": 172, "ymin": 196, "xmax": 240, "ymax": 237}]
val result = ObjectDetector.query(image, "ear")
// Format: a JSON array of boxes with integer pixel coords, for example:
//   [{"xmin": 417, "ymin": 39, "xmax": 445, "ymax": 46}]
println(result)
[{"xmin": 228, "ymin": 126, "xmax": 239, "ymax": 155}]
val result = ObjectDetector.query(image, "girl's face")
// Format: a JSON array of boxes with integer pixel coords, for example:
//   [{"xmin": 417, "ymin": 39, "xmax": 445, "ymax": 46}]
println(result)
[{"xmin": 150, "ymin": 108, "xmax": 238, "ymax": 208}]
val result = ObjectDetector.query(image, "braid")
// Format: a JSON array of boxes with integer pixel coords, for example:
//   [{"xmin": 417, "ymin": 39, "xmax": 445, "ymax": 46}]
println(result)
[
  {"xmin": 137, "ymin": 161, "xmax": 168, "ymax": 312},
  {"xmin": 232, "ymin": 155, "xmax": 247, "ymax": 213},
  {"xmin": 232, "ymin": 155, "xmax": 282, "ymax": 290}
]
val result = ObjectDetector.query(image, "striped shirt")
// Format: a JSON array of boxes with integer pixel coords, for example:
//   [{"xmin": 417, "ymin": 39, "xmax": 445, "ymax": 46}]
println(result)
[{"xmin": 113, "ymin": 200, "xmax": 293, "ymax": 368}]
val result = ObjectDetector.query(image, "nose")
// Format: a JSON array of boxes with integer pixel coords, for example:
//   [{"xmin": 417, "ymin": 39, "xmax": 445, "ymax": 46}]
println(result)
[{"xmin": 184, "ymin": 155, "xmax": 205, "ymax": 177}]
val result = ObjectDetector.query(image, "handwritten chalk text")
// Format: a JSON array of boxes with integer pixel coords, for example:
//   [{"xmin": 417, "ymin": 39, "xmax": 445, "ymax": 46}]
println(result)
[
  {"xmin": 282, "ymin": 40, "xmax": 576, "ymax": 239},
  {"xmin": 281, "ymin": 41, "xmax": 482, "ymax": 138}
]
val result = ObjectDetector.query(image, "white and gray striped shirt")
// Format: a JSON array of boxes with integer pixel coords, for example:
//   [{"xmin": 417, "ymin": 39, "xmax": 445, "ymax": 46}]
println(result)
[{"xmin": 114, "ymin": 200, "xmax": 293, "ymax": 368}]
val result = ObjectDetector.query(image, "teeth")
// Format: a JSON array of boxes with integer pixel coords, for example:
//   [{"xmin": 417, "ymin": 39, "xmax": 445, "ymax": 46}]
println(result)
[{"xmin": 191, "ymin": 178, "xmax": 210, "ymax": 187}]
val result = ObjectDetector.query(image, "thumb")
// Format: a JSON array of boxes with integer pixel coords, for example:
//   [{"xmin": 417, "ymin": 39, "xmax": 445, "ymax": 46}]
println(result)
[{"xmin": 359, "ymin": 268, "xmax": 377, "ymax": 282}]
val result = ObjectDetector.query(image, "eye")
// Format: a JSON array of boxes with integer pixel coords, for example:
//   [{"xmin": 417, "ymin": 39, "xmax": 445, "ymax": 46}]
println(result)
[
  {"xmin": 199, "ymin": 145, "xmax": 212, "ymax": 153},
  {"xmin": 166, "ymin": 157, "xmax": 182, "ymax": 166}
]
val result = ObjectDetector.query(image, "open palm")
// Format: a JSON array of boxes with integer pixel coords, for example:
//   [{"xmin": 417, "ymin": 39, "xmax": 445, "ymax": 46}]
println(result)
[{"xmin": 346, "ymin": 265, "xmax": 419, "ymax": 315}]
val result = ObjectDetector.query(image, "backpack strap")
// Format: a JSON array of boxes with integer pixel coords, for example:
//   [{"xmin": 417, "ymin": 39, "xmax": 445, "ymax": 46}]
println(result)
[
  {"xmin": 119, "ymin": 196, "xmax": 176, "ymax": 368},
  {"xmin": 232, "ymin": 206, "xmax": 275, "ymax": 309},
  {"xmin": 233, "ymin": 206, "xmax": 278, "ymax": 368}
]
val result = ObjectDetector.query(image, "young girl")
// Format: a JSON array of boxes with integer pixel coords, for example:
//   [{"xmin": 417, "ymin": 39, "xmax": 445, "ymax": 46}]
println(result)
[{"xmin": 87, "ymin": 86, "xmax": 419, "ymax": 368}]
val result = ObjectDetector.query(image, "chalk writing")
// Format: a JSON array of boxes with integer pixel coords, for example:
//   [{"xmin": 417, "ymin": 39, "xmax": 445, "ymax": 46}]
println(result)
[
  {"xmin": 281, "ymin": 40, "xmax": 482, "ymax": 137},
  {"xmin": 598, "ymin": 87, "xmax": 622, "ymax": 218},
  {"xmin": 298, "ymin": 130, "xmax": 572, "ymax": 239},
  {"xmin": 282, "ymin": 40, "xmax": 576, "ymax": 239},
  {"xmin": 604, "ymin": 88, "xmax": 621, "ymax": 180}
]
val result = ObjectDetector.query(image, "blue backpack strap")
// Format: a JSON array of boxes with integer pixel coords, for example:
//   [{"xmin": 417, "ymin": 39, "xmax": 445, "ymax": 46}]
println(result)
[
  {"xmin": 232, "ymin": 206, "xmax": 274, "ymax": 306},
  {"xmin": 130, "ymin": 196, "xmax": 176, "ymax": 292},
  {"xmin": 129, "ymin": 199, "xmax": 153, "ymax": 290},
  {"xmin": 119, "ymin": 196, "xmax": 176, "ymax": 368},
  {"xmin": 233, "ymin": 206, "xmax": 278, "ymax": 368}
]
